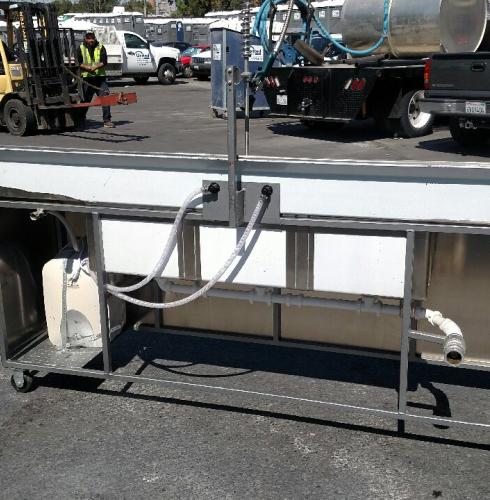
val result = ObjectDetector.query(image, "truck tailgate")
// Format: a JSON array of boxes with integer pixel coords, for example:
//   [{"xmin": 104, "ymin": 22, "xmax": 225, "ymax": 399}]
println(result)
[{"xmin": 427, "ymin": 53, "xmax": 490, "ymax": 98}]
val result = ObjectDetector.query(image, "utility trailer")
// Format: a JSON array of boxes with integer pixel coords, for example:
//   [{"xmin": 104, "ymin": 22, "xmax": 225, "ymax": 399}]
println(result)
[
  {"xmin": 0, "ymin": 138, "xmax": 490, "ymax": 437},
  {"xmin": 263, "ymin": 57, "xmax": 433, "ymax": 138},
  {"xmin": 0, "ymin": 69, "xmax": 489, "ymax": 440}
]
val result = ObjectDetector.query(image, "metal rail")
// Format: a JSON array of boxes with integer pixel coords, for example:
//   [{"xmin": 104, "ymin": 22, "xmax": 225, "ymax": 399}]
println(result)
[{"xmin": 1, "ymin": 202, "xmax": 488, "ymax": 435}]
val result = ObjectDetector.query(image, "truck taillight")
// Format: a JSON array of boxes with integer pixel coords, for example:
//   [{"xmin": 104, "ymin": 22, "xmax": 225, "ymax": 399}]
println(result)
[{"xmin": 424, "ymin": 59, "xmax": 432, "ymax": 90}]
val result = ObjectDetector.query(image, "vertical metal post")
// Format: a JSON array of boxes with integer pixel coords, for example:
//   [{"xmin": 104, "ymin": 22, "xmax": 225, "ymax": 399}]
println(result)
[
  {"xmin": 272, "ymin": 288, "xmax": 282, "ymax": 342},
  {"xmin": 91, "ymin": 213, "xmax": 112, "ymax": 375},
  {"xmin": 242, "ymin": 0, "xmax": 252, "ymax": 156},
  {"xmin": 226, "ymin": 65, "xmax": 243, "ymax": 228},
  {"xmin": 244, "ymin": 72, "xmax": 250, "ymax": 155},
  {"xmin": 0, "ymin": 285, "xmax": 9, "ymax": 365},
  {"xmin": 398, "ymin": 230, "xmax": 416, "ymax": 434},
  {"xmin": 153, "ymin": 282, "xmax": 162, "ymax": 329}
]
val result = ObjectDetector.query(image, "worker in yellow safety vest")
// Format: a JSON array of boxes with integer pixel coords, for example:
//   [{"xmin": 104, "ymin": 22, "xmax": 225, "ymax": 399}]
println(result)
[{"xmin": 77, "ymin": 31, "xmax": 114, "ymax": 128}]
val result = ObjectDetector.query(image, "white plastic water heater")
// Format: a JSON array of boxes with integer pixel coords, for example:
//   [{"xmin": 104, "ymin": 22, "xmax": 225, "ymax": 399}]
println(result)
[{"xmin": 43, "ymin": 249, "xmax": 125, "ymax": 349}]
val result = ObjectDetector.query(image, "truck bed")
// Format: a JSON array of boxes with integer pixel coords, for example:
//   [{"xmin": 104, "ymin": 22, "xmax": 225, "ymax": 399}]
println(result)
[{"xmin": 264, "ymin": 60, "xmax": 424, "ymax": 122}]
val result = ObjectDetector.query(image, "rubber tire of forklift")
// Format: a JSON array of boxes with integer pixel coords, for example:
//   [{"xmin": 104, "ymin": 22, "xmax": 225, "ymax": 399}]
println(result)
[
  {"xmin": 10, "ymin": 371, "xmax": 35, "ymax": 393},
  {"xmin": 133, "ymin": 76, "xmax": 149, "ymax": 84},
  {"xmin": 4, "ymin": 99, "xmax": 36, "ymax": 136},
  {"xmin": 449, "ymin": 118, "xmax": 489, "ymax": 147},
  {"xmin": 388, "ymin": 90, "xmax": 434, "ymax": 139},
  {"xmin": 157, "ymin": 63, "xmax": 176, "ymax": 85},
  {"xmin": 183, "ymin": 66, "xmax": 194, "ymax": 78}
]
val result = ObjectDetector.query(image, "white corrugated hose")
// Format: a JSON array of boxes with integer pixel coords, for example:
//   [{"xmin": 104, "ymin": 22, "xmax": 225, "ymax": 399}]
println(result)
[{"xmin": 107, "ymin": 194, "xmax": 266, "ymax": 309}]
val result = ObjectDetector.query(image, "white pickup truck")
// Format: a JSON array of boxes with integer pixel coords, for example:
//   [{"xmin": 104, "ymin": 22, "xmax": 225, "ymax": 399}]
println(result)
[{"xmin": 92, "ymin": 27, "xmax": 181, "ymax": 85}]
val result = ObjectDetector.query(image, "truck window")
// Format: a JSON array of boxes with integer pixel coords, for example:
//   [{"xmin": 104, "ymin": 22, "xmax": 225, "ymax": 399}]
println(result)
[{"xmin": 124, "ymin": 33, "xmax": 147, "ymax": 49}]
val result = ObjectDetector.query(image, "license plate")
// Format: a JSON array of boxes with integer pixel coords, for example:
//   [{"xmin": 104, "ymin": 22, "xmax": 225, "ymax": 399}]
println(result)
[
  {"xmin": 276, "ymin": 94, "xmax": 288, "ymax": 106},
  {"xmin": 465, "ymin": 101, "xmax": 486, "ymax": 114}
]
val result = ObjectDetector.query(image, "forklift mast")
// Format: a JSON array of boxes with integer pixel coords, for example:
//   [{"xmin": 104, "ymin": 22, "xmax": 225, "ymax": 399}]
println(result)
[{"xmin": 1, "ymin": 2, "xmax": 82, "ymax": 106}]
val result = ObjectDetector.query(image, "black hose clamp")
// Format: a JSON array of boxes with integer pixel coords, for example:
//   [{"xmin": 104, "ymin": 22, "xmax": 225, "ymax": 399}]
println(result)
[
  {"xmin": 261, "ymin": 185, "xmax": 273, "ymax": 198},
  {"xmin": 207, "ymin": 182, "xmax": 221, "ymax": 194}
]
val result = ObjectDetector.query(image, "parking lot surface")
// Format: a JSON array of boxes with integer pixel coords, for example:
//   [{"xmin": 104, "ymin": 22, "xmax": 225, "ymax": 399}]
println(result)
[
  {"xmin": 0, "ymin": 78, "xmax": 489, "ymax": 499},
  {"xmin": 0, "ymin": 78, "xmax": 489, "ymax": 162}
]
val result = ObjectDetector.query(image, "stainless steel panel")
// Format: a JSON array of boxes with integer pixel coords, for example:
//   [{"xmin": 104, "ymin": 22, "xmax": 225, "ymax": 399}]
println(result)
[
  {"xmin": 419, "ymin": 233, "xmax": 490, "ymax": 364},
  {"xmin": 0, "ymin": 244, "xmax": 42, "ymax": 354},
  {"xmin": 440, "ymin": 0, "xmax": 488, "ymax": 53},
  {"xmin": 341, "ymin": 0, "xmax": 487, "ymax": 57}
]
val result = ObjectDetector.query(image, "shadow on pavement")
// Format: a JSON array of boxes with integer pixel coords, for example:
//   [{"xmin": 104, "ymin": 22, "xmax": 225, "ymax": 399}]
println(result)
[
  {"xmin": 29, "ymin": 330, "xmax": 490, "ymax": 448},
  {"xmin": 38, "ymin": 371, "xmax": 490, "ymax": 451},
  {"xmin": 58, "ymin": 120, "xmax": 150, "ymax": 143},
  {"xmin": 416, "ymin": 137, "xmax": 490, "ymax": 159},
  {"xmin": 267, "ymin": 119, "xmax": 391, "ymax": 143}
]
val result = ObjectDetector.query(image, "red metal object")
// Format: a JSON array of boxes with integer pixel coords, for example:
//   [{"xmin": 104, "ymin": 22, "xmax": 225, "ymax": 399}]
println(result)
[
  {"xmin": 424, "ymin": 59, "xmax": 432, "ymax": 90},
  {"xmin": 72, "ymin": 92, "xmax": 137, "ymax": 108},
  {"xmin": 349, "ymin": 78, "xmax": 366, "ymax": 91}
]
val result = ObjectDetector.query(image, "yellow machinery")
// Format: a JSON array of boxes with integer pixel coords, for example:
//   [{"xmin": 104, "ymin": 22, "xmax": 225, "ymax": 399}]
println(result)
[{"xmin": 0, "ymin": 2, "xmax": 136, "ymax": 135}]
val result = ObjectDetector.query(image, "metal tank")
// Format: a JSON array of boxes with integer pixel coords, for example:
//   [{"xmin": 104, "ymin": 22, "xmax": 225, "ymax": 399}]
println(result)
[{"xmin": 341, "ymin": 0, "xmax": 488, "ymax": 57}]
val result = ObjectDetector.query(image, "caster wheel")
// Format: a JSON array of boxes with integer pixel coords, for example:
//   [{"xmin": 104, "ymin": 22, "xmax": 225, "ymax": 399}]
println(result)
[{"xmin": 10, "ymin": 371, "xmax": 35, "ymax": 393}]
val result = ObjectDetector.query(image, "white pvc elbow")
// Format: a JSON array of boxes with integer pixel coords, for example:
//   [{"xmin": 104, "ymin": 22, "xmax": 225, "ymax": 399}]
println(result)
[{"xmin": 425, "ymin": 309, "xmax": 466, "ymax": 367}]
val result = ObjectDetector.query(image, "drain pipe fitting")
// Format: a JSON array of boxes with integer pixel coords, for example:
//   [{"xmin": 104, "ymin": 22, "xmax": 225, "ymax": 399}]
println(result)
[{"xmin": 425, "ymin": 309, "xmax": 465, "ymax": 366}]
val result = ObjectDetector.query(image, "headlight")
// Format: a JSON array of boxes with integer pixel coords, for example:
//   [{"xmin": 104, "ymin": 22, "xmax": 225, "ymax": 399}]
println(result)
[{"xmin": 204, "ymin": 59, "xmax": 211, "ymax": 64}]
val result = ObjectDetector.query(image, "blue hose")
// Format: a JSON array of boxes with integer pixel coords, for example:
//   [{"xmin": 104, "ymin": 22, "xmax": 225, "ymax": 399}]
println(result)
[{"xmin": 253, "ymin": 0, "xmax": 390, "ymax": 59}]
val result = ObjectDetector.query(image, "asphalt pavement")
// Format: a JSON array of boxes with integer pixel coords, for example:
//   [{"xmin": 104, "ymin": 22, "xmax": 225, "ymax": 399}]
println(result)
[
  {"xmin": 0, "ymin": 77, "xmax": 489, "ymax": 162},
  {"xmin": 0, "ymin": 77, "xmax": 489, "ymax": 499}
]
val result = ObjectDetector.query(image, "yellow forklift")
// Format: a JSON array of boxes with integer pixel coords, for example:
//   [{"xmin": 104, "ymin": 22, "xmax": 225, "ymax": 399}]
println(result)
[{"xmin": 0, "ymin": 2, "xmax": 136, "ymax": 136}]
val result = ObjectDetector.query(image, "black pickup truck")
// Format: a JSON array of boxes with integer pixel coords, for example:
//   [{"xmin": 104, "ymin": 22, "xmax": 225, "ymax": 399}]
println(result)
[{"xmin": 421, "ymin": 53, "xmax": 490, "ymax": 146}]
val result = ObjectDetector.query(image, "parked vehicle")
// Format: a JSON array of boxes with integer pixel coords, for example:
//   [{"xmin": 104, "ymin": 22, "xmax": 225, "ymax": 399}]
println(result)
[
  {"xmin": 420, "ymin": 53, "xmax": 490, "ymax": 146},
  {"xmin": 191, "ymin": 49, "xmax": 212, "ymax": 81},
  {"xmin": 260, "ymin": 0, "xmax": 486, "ymax": 138},
  {"xmin": 181, "ymin": 45, "xmax": 210, "ymax": 78},
  {"xmin": 159, "ymin": 41, "xmax": 192, "ymax": 52},
  {"xmin": 94, "ymin": 27, "xmax": 181, "ymax": 85}
]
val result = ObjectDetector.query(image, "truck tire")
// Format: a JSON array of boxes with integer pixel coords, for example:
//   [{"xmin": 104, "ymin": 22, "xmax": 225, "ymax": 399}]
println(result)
[
  {"xmin": 449, "ymin": 118, "xmax": 489, "ymax": 146},
  {"xmin": 3, "ymin": 99, "xmax": 36, "ymax": 136},
  {"xmin": 157, "ymin": 63, "xmax": 176, "ymax": 85},
  {"xmin": 183, "ymin": 66, "xmax": 193, "ymax": 78},
  {"xmin": 133, "ymin": 76, "xmax": 149, "ymax": 84},
  {"xmin": 391, "ymin": 90, "xmax": 434, "ymax": 138}
]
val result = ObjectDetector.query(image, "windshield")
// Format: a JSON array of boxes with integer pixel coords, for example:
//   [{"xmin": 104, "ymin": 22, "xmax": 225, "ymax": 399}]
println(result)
[{"xmin": 183, "ymin": 47, "xmax": 204, "ymax": 56}]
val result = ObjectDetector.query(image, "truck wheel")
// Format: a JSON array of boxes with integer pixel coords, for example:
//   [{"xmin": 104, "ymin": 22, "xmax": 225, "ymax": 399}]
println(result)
[
  {"xmin": 157, "ymin": 63, "xmax": 176, "ymax": 85},
  {"xmin": 4, "ymin": 99, "xmax": 36, "ymax": 136},
  {"xmin": 183, "ymin": 66, "xmax": 194, "ymax": 78},
  {"xmin": 133, "ymin": 76, "xmax": 149, "ymax": 84},
  {"xmin": 449, "ymin": 118, "xmax": 489, "ymax": 146},
  {"xmin": 391, "ymin": 90, "xmax": 434, "ymax": 138}
]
